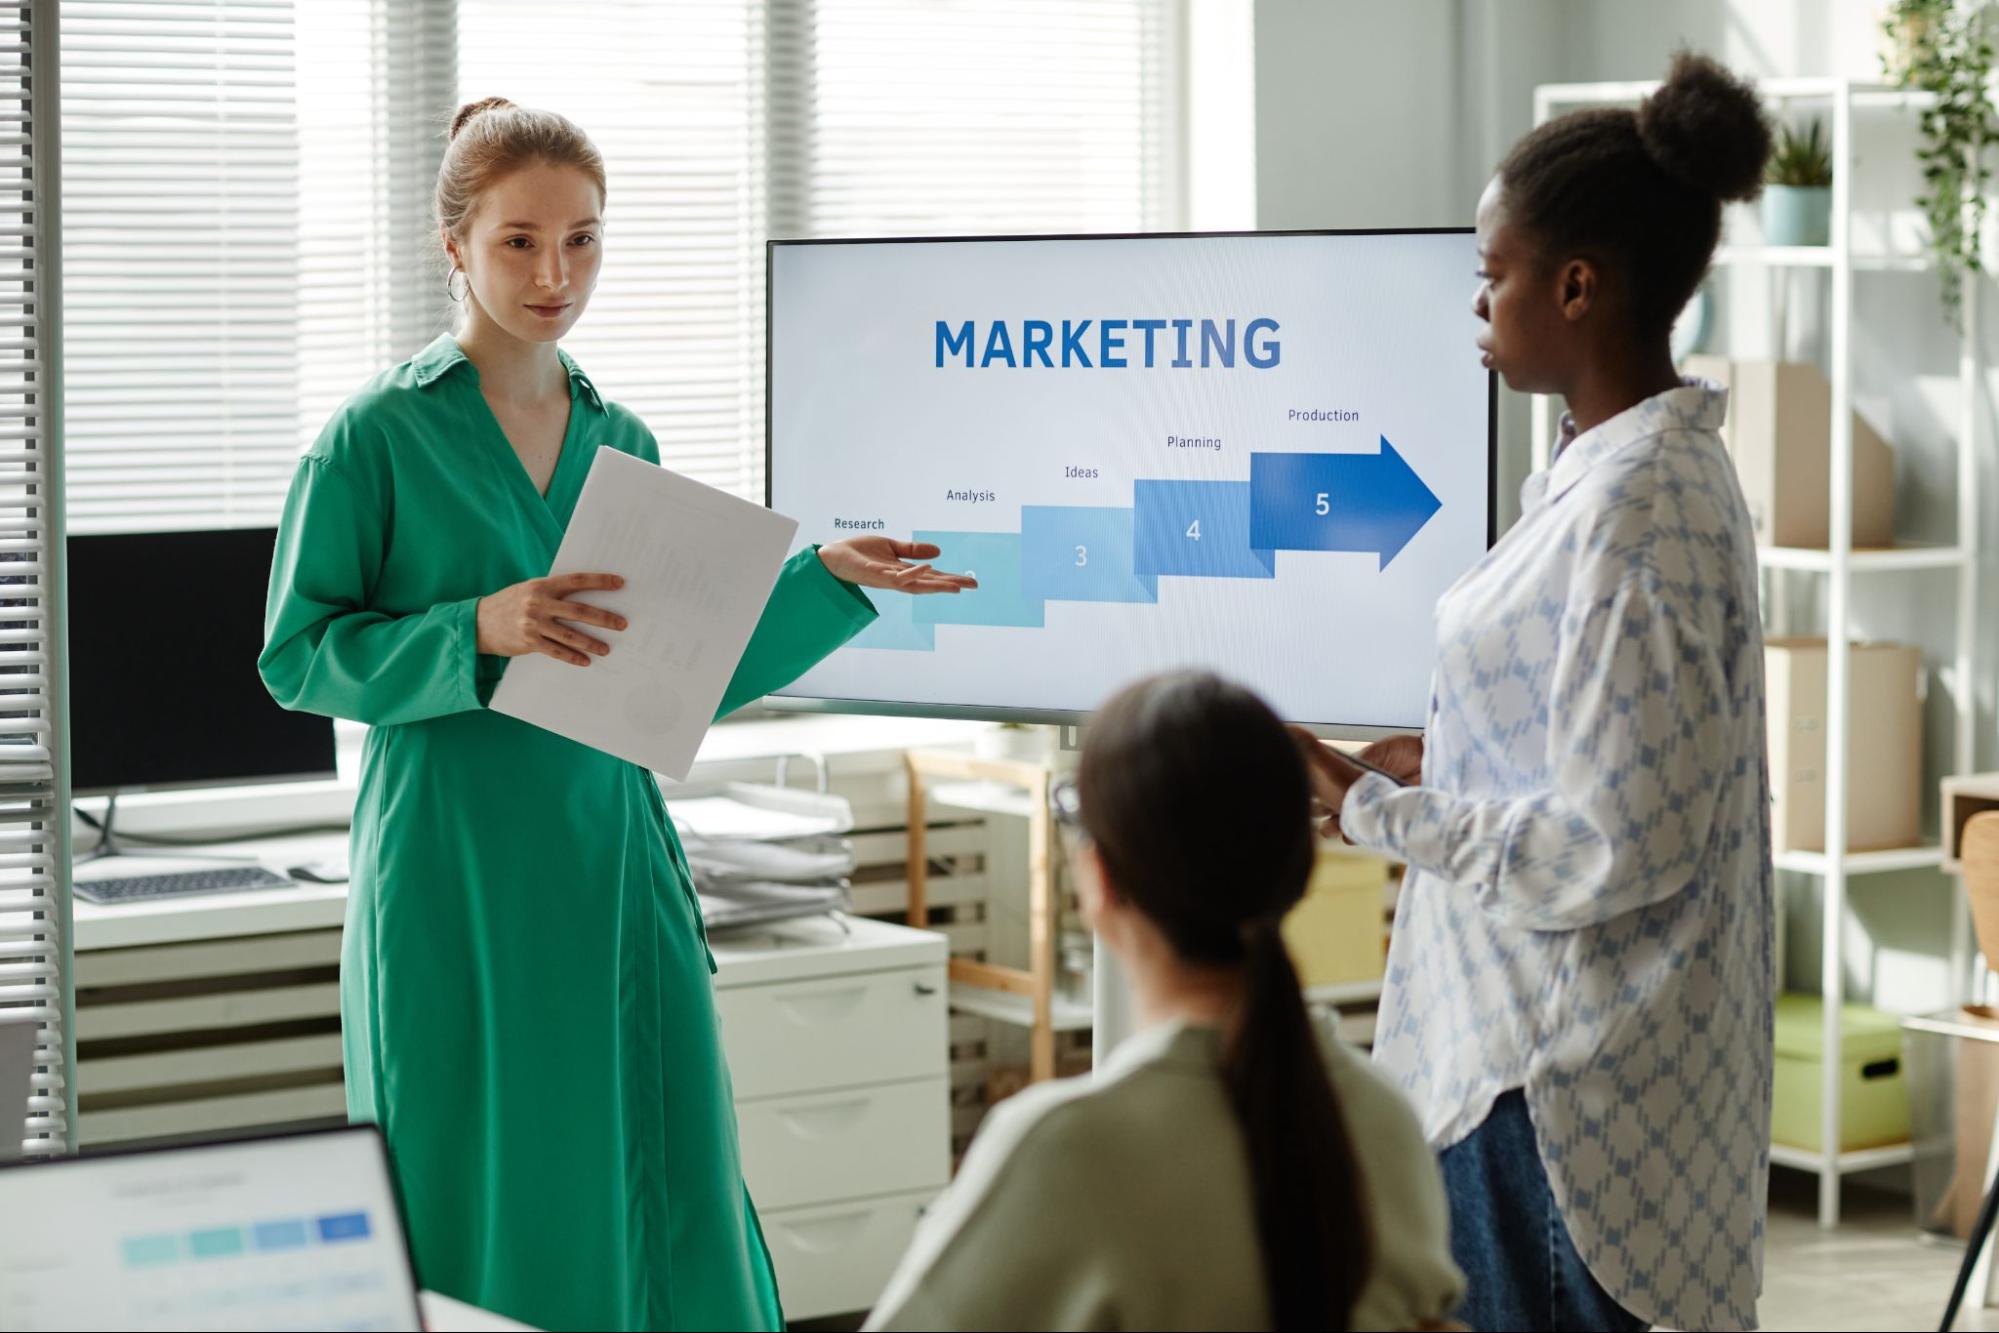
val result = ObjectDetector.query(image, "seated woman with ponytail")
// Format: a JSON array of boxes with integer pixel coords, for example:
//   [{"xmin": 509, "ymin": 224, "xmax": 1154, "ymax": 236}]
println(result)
[{"xmin": 864, "ymin": 672, "xmax": 1463, "ymax": 1333}]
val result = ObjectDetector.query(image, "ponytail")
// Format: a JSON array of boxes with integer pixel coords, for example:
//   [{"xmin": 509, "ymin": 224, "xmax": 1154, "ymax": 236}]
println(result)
[
  {"xmin": 1078, "ymin": 673, "xmax": 1375, "ymax": 1330},
  {"xmin": 1224, "ymin": 919, "xmax": 1371, "ymax": 1332}
]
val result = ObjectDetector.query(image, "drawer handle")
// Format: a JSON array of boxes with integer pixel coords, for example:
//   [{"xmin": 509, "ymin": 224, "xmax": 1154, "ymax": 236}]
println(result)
[
  {"xmin": 777, "ymin": 1209, "xmax": 871, "ymax": 1255},
  {"xmin": 778, "ymin": 1097, "xmax": 872, "ymax": 1139},
  {"xmin": 913, "ymin": 981, "xmax": 938, "ymax": 996},
  {"xmin": 773, "ymin": 985, "xmax": 867, "ymax": 1024}
]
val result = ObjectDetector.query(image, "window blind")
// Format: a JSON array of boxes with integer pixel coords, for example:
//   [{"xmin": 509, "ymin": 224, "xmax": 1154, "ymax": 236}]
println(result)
[
  {"xmin": 60, "ymin": 0, "xmax": 451, "ymax": 536},
  {"xmin": 458, "ymin": 0, "xmax": 772, "ymax": 498},
  {"xmin": 769, "ymin": 0, "xmax": 1181, "ymax": 239},
  {"xmin": 0, "ymin": 0, "xmax": 71, "ymax": 1159},
  {"xmin": 461, "ymin": 0, "xmax": 1181, "ymax": 501},
  {"xmin": 59, "ymin": 0, "xmax": 301, "ymax": 535},
  {"xmin": 297, "ymin": 0, "xmax": 455, "ymax": 451}
]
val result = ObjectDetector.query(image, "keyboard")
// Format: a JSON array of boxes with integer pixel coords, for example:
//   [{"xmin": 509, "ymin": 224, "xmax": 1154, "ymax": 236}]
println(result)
[{"xmin": 74, "ymin": 865, "xmax": 294, "ymax": 904}]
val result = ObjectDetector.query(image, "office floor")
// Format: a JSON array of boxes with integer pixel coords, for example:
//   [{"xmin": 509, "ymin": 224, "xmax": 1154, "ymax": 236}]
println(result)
[{"xmin": 1756, "ymin": 1170, "xmax": 1991, "ymax": 1333}]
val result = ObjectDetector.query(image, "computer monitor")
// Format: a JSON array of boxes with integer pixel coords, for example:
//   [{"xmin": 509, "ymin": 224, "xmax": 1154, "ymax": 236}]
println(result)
[
  {"xmin": 0, "ymin": 1124, "xmax": 424, "ymax": 1332},
  {"xmin": 66, "ymin": 528, "xmax": 336, "ymax": 796},
  {"xmin": 766, "ymin": 229, "xmax": 1496, "ymax": 736},
  {"xmin": 0, "ymin": 1018, "xmax": 33, "ymax": 1165}
]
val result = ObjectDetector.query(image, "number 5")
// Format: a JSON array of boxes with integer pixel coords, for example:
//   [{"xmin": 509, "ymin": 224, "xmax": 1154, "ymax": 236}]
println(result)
[{"xmin": 1315, "ymin": 492, "xmax": 1331, "ymax": 516}]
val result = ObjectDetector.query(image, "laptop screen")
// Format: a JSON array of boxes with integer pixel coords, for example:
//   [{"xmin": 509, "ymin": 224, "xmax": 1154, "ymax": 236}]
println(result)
[{"xmin": 0, "ymin": 1125, "xmax": 422, "ymax": 1332}]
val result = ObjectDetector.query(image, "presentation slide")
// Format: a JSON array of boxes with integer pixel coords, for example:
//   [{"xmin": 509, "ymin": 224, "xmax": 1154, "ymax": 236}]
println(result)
[{"xmin": 768, "ymin": 232, "xmax": 1492, "ymax": 730}]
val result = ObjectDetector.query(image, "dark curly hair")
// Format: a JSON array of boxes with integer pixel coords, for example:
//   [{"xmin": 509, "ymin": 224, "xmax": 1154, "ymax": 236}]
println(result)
[{"xmin": 1497, "ymin": 51, "xmax": 1772, "ymax": 338}]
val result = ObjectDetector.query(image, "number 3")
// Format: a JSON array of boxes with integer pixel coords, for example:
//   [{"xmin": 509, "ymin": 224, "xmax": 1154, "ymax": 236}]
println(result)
[{"xmin": 1075, "ymin": 545, "xmax": 1088, "ymax": 567}]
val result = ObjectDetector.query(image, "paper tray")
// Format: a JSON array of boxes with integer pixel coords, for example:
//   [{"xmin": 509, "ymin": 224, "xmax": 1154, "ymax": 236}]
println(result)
[
  {"xmin": 664, "ymin": 781, "xmax": 854, "ymax": 842},
  {"xmin": 683, "ymin": 835, "xmax": 854, "ymax": 884},
  {"xmin": 699, "ymin": 880, "xmax": 850, "ymax": 933}
]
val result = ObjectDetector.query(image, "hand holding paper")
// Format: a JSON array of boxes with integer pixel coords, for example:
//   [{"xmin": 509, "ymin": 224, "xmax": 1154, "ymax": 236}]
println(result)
[
  {"xmin": 489, "ymin": 449, "xmax": 980, "ymax": 780},
  {"xmin": 490, "ymin": 448, "xmax": 799, "ymax": 781}
]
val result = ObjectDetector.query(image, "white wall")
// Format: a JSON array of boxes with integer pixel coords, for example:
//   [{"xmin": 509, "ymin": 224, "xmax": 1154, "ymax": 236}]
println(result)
[
  {"xmin": 1253, "ymin": 1, "xmax": 1466, "ymax": 230},
  {"xmin": 1252, "ymin": 1, "xmax": 1579, "ymax": 521},
  {"xmin": 1252, "ymin": 0, "xmax": 1999, "ymax": 1014}
]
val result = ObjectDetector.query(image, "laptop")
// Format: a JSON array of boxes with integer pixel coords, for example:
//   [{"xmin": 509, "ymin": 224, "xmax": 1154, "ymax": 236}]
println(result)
[{"xmin": 0, "ymin": 1123, "xmax": 424, "ymax": 1332}]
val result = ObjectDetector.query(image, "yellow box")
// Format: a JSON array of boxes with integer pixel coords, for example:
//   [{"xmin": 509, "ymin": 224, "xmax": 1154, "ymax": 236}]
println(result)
[{"xmin": 1283, "ymin": 846, "xmax": 1388, "ymax": 989}]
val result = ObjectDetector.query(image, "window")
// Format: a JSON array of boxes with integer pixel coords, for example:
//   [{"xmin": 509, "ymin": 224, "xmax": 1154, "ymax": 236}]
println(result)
[
  {"xmin": 59, "ymin": 0, "xmax": 451, "ymax": 536},
  {"xmin": 0, "ymin": 0, "xmax": 69, "ymax": 1157},
  {"xmin": 460, "ymin": 0, "xmax": 1182, "ymax": 500},
  {"xmin": 59, "ymin": 2, "xmax": 1182, "ymax": 526}
]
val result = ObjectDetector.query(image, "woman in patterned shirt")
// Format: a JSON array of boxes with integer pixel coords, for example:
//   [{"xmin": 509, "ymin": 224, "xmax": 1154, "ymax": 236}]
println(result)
[{"xmin": 1298, "ymin": 52, "xmax": 1776, "ymax": 1333}]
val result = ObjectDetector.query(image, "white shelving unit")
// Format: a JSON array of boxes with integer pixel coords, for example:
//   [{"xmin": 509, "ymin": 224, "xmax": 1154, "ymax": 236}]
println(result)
[{"xmin": 1531, "ymin": 77, "xmax": 1981, "ymax": 1228}]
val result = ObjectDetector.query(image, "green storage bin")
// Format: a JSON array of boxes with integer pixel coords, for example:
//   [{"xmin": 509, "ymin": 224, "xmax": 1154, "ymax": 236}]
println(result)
[{"xmin": 1771, "ymin": 993, "xmax": 1910, "ymax": 1151}]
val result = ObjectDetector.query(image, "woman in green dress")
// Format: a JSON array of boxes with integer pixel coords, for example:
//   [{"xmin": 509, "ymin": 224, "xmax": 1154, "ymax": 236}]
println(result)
[{"xmin": 259, "ymin": 98, "xmax": 972, "ymax": 1332}]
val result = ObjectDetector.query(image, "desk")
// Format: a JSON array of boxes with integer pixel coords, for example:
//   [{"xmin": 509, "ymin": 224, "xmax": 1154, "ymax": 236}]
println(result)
[
  {"xmin": 72, "ymin": 712, "xmax": 992, "ymax": 955},
  {"xmin": 419, "ymin": 1289, "xmax": 537, "ymax": 1331},
  {"xmin": 68, "ymin": 714, "xmax": 973, "ymax": 1321},
  {"xmin": 73, "ymin": 832, "xmax": 350, "ymax": 950}
]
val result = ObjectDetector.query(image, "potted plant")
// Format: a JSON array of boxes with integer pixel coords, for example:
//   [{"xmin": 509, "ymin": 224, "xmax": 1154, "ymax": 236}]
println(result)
[
  {"xmin": 1882, "ymin": 0, "xmax": 1999, "ymax": 318},
  {"xmin": 975, "ymin": 721, "xmax": 1050, "ymax": 763},
  {"xmin": 1882, "ymin": 0, "xmax": 1941, "ymax": 83},
  {"xmin": 1764, "ymin": 119, "xmax": 1834, "ymax": 246}
]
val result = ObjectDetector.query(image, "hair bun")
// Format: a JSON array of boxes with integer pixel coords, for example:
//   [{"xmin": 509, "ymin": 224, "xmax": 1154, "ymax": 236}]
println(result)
[
  {"xmin": 449, "ymin": 96, "xmax": 516, "ymax": 142},
  {"xmin": 1637, "ymin": 51, "xmax": 1772, "ymax": 203}
]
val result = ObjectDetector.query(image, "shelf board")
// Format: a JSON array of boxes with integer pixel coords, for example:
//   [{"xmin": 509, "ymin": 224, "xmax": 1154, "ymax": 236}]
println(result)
[
  {"xmin": 1757, "ymin": 544, "xmax": 1968, "ymax": 573},
  {"xmin": 1539, "ymin": 78, "xmax": 1936, "ymax": 108},
  {"xmin": 928, "ymin": 779, "xmax": 1037, "ymax": 820},
  {"xmin": 1769, "ymin": 1141, "xmax": 1916, "ymax": 1175},
  {"xmin": 1716, "ymin": 244, "xmax": 1835, "ymax": 268},
  {"xmin": 947, "ymin": 981, "xmax": 1093, "ymax": 1032},
  {"xmin": 1304, "ymin": 979, "xmax": 1383, "ymax": 1006},
  {"xmin": 1714, "ymin": 245, "xmax": 1931, "ymax": 272},
  {"xmin": 1775, "ymin": 844, "xmax": 1945, "ymax": 876}
]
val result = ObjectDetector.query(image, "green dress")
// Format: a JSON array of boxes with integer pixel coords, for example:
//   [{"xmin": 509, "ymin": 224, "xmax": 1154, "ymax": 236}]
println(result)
[{"xmin": 260, "ymin": 333, "xmax": 876, "ymax": 1332}]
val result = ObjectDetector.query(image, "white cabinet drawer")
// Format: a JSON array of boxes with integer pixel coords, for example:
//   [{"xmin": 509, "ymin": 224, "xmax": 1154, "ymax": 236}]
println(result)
[
  {"xmin": 739, "ymin": 1077, "xmax": 949, "ymax": 1211},
  {"xmin": 718, "ymin": 963, "xmax": 946, "ymax": 1100},
  {"xmin": 761, "ymin": 1188, "xmax": 935, "ymax": 1322}
]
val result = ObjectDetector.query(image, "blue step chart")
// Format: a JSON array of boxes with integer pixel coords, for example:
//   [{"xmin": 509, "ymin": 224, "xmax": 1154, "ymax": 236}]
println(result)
[
  {"xmin": 854, "ymin": 437, "xmax": 1442, "ymax": 652},
  {"xmin": 767, "ymin": 232, "xmax": 1493, "ymax": 730}
]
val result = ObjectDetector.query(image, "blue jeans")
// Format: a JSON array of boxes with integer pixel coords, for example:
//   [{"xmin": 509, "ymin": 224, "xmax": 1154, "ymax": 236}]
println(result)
[{"xmin": 1439, "ymin": 1090, "xmax": 1649, "ymax": 1333}]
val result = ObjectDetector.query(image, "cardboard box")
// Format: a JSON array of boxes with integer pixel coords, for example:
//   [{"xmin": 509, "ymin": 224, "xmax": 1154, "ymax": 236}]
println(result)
[
  {"xmin": 1282, "ymin": 846, "xmax": 1387, "ymax": 990},
  {"xmin": 1684, "ymin": 355, "xmax": 1895, "ymax": 549},
  {"xmin": 1765, "ymin": 638, "xmax": 1922, "ymax": 854},
  {"xmin": 1941, "ymin": 771, "xmax": 1999, "ymax": 871}
]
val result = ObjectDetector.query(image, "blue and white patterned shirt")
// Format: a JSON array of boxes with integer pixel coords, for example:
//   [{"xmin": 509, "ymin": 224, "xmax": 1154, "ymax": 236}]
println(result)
[{"xmin": 1344, "ymin": 383, "xmax": 1774, "ymax": 1331}]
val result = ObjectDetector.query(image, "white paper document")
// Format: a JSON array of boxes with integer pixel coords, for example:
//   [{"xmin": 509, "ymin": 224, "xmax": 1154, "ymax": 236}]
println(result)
[{"xmin": 490, "ymin": 448, "xmax": 799, "ymax": 781}]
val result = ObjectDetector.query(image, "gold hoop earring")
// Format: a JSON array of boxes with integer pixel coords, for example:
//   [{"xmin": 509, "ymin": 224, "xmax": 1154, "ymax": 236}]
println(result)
[{"xmin": 446, "ymin": 268, "xmax": 468, "ymax": 303}]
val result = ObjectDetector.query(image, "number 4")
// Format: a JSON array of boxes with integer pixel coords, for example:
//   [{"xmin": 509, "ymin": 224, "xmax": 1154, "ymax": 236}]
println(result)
[{"xmin": 1186, "ymin": 519, "xmax": 1201, "ymax": 541}]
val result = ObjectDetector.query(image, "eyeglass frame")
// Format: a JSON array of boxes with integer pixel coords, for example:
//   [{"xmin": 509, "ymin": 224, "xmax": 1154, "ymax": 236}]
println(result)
[{"xmin": 1048, "ymin": 775, "xmax": 1084, "ymax": 837}]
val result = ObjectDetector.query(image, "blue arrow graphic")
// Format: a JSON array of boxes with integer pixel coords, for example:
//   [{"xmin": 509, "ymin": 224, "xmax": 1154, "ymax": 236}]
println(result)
[{"xmin": 1248, "ymin": 437, "xmax": 1442, "ymax": 570}]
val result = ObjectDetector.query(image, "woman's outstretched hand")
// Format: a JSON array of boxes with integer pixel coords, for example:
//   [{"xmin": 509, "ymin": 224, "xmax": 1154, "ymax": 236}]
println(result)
[{"xmin": 819, "ymin": 538, "xmax": 979, "ymax": 595}]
